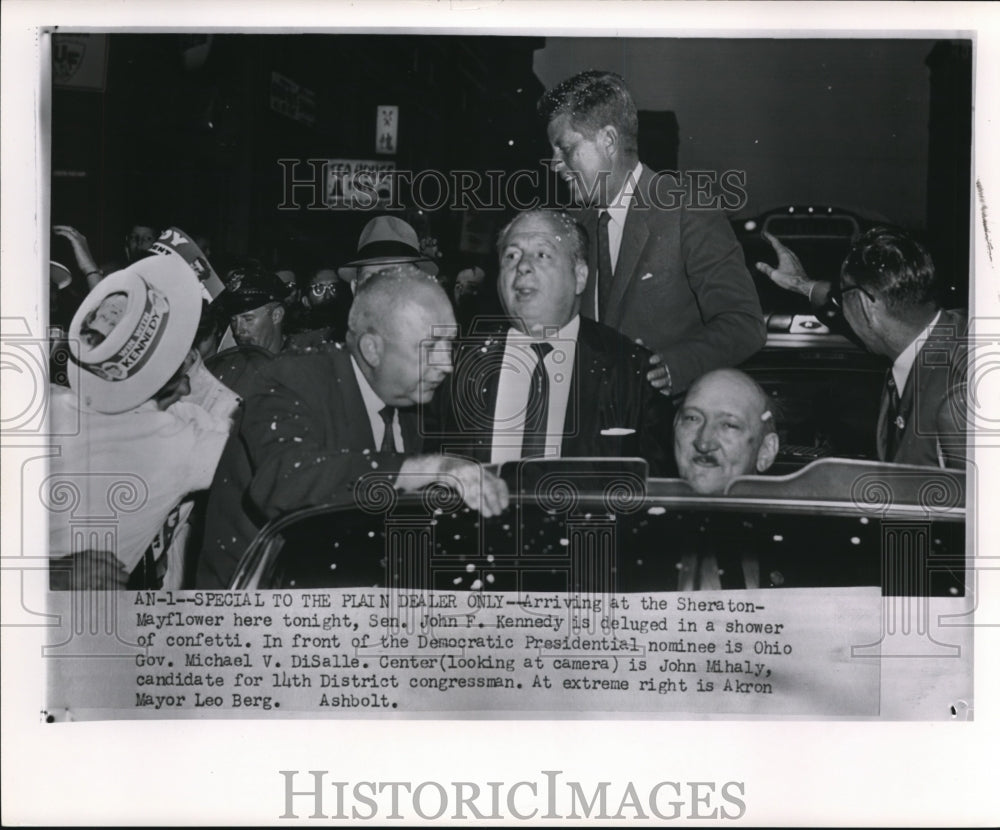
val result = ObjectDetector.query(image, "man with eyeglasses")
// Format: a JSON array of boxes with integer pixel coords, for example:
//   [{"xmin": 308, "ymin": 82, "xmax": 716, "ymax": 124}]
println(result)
[
  {"xmin": 757, "ymin": 227, "xmax": 967, "ymax": 468},
  {"xmin": 294, "ymin": 265, "xmax": 352, "ymax": 346}
]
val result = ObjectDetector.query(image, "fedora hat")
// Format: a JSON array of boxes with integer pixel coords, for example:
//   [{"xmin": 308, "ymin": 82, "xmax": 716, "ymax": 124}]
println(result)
[
  {"xmin": 67, "ymin": 254, "xmax": 202, "ymax": 414},
  {"xmin": 337, "ymin": 215, "xmax": 438, "ymax": 281}
]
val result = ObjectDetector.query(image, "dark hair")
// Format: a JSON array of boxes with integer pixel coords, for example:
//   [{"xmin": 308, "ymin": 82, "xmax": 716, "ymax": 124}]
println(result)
[
  {"xmin": 194, "ymin": 299, "xmax": 222, "ymax": 346},
  {"xmin": 841, "ymin": 227, "xmax": 937, "ymax": 314},
  {"xmin": 537, "ymin": 70, "xmax": 638, "ymax": 154},
  {"xmin": 496, "ymin": 210, "xmax": 589, "ymax": 267},
  {"xmin": 127, "ymin": 221, "xmax": 161, "ymax": 237}
]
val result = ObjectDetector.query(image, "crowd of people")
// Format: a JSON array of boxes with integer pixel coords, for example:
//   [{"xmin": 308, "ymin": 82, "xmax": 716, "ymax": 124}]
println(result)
[{"xmin": 46, "ymin": 70, "xmax": 968, "ymax": 592}]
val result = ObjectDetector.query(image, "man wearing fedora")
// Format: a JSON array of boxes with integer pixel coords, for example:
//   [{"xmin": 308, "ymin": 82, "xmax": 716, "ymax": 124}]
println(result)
[
  {"xmin": 337, "ymin": 215, "xmax": 440, "ymax": 294},
  {"xmin": 197, "ymin": 266, "xmax": 509, "ymax": 588},
  {"xmin": 48, "ymin": 255, "xmax": 235, "ymax": 590}
]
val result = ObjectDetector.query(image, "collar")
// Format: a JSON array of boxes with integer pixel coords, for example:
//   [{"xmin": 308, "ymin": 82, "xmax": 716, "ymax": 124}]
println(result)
[
  {"xmin": 506, "ymin": 313, "xmax": 581, "ymax": 346},
  {"xmin": 892, "ymin": 309, "xmax": 942, "ymax": 393},
  {"xmin": 350, "ymin": 352, "xmax": 389, "ymax": 419},
  {"xmin": 605, "ymin": 161, "xmax": 643, "ymax": 223}
]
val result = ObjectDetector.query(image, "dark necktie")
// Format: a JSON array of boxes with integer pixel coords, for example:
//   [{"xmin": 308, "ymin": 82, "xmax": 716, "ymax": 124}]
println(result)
[
  {"xmin": 597, "ymin": 210, "xmax": 614, "ymax": 321},
  {"xmin": 884, "ymin": 374, "xmax": 902, "ymax": 461},
  {"xmin": 379, "ymin": 405, "xmax": 397, "ymax": 453},
  {"xmin": 521, "ymin": 341, "xmax": 554, "ymax": 458}
]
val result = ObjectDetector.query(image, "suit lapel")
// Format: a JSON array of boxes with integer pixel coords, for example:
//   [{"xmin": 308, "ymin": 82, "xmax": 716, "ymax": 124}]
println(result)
[
  {"xmin": 879, "ymin": 310, "xmax": 966, "ymax": 462},
  {"xmin": 332, "ymin": 349, "xmax": 380, "ymax": 449},
  {"xmin": 453, "ymin": 329, "xmax": 506, "ymax": 461},
  {"xmin": 604, "ymin": 167, "xmax": 653, "ymax": 328},
  {"xmin": 580, "ymin": 210, "xmax": 601, "ymax": 320},
  {"xmin": 562, "ymin": 320, "xmax": 603, "ymax": 456},
  {"xmin": 398, "ymin": 409, "xmax": 419, "ymax": 453}
]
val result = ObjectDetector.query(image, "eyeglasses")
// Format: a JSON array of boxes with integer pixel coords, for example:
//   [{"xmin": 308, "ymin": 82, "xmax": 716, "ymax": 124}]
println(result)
[
  {"xmin": 310, "ymin": 283, "xmax": 339, "ymax": 298},
  {"xmin": 831, "ymin": 281, "xmax": 876, "ymax": 309}
]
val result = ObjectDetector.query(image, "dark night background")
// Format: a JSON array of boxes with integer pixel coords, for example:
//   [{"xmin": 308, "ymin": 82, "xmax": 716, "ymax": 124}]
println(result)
[{"xmin": 49, "ymin": 34, "xmax": 971, "ymax": 304}]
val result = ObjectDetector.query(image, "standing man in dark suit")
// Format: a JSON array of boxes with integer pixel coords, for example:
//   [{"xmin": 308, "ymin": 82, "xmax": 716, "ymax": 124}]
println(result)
[
  {"xmin": 197, "ymin": 268, "xmax": 509, "ymax": 587},
  {"xmin": 428, "ymin": 210, "xmax": 675, "ymax": 474},
  {"xmin": 537, "ymin": 71, "xmax": 766, "ymax": 395},
  {"xmin": 757, "ymin": 226, "xmax": 967, "ymax": 468}
]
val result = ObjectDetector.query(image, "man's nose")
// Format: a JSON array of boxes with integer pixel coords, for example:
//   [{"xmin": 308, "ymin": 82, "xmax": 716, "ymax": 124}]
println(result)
[
  {"xmin": 694, "ymin": 423, "xmax": 719, "ymax": 452},
  {"xmin": 437, "ymin": 344, "xmax": 454, "ymax": 374},
  {"xmin": 426, "ymin": 341, "xmax": 454, "ymax": 375}
]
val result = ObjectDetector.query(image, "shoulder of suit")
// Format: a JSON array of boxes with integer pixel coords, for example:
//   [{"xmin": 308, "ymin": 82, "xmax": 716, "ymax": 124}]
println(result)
[
  {"xmin": 579, "ymin": 317, "xmax": 651, "ymax": 366},
  {"xmin": 261, "ymin": 342, "xmax": 352, "ymax": 385}
]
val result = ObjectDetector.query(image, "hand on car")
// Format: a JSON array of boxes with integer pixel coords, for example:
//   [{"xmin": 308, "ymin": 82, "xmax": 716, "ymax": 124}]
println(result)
[
  {"xmin": 755, "ymin": 231, "xmax": 817, "ymax": 298},
  {"xmin": 397, "ymin": 454, "xmax": 510, "ymax": 517}
]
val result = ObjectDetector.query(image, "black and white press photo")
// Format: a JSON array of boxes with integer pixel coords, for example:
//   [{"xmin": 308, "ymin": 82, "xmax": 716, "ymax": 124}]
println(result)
[{"xmin": 2, "ymin": 1, "xmax": 997, "ymax": 825}]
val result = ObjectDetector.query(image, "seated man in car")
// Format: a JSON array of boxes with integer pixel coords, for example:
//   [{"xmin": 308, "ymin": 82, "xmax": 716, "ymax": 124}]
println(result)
[
  {"xmin": 674, "ymin": 368, "xmax": 779, "ymax": 495},
  {"xmin": 428, "ymin": 209, "xmax": 674, "ymax": 474},
  {"xmin": 757, "ymin": 227, "xmax": 966, "ymax": 468},
  {"xmin": 197, "ymin": 267, "xmax": 509, "ymax": 588},
  {"xmin": 671, "ymin": 368, "xmax": 779, "ymax": 590}
]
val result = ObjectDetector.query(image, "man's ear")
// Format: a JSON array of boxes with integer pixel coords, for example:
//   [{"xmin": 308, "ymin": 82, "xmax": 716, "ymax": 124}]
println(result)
[
  {"xmin": 271, "ymin": 304, "xmax": 286, "ymax": 325},
  {"xmin": 574, "ymin": 261, "xmax": 589, "ymax": 296},
  {"xmin": 756, "ymin": 432, "xmax": 779, "ymax": 473},
  {"xmin": 358, "ymin": 331, "xmax": 383, "ymax": 367},
  {"xmin": 599, "ymin": 124, "xmax": 620, "ymax": 159}
]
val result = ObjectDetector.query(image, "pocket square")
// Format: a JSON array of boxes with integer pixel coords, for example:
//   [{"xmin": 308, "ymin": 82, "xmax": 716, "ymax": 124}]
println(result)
[
  {"xmin": 600, "ymin": 427, "xmax": 636, "ymax": 436},
  {"xmin": 640, "ymin": 272, "xmax": 654, "ymax": 280}
]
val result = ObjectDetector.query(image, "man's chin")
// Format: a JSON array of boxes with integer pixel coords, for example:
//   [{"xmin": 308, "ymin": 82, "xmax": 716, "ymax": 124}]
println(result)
[
  {"xmin": 414, "ymin": 383, "xmax": 442, "ymax": 404},
  {"xmin": 683, "ymin": 467, "xmax": 727, "ymax": 495}
]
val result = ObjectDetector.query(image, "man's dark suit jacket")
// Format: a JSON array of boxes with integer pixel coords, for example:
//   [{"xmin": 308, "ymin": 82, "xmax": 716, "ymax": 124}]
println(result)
[
  {"xmin": 426, "ymin": 316, "xmax": 676, "ymax": 477},
  {"xmin": 576, "ymin": 164, "xmax": 766, "ymax": 392},
  {"xmin": 197, "ymin": 345, "xmax": 418, "ymax": 587},
  {"xmin": 876, "ymin": 308, "xmax": 968, "ymax": 468}
]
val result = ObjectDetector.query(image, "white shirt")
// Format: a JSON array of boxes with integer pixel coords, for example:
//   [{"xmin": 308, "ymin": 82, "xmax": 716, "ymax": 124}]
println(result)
[
  {"xmin": 490, "ymin": 315, "xmax": 580, "ymax": 464},
  {"xmin": 47, "ymin": 387, "xmax": 231, "ymax": 572},
  {"xmin": 892, "ymin": 310, "xmax": 942, "ymax": 395},
  {"xmin": 350, "ymin": 354, "xmax": 402, "ymax": 452},
  {"xmin": 604, "ymin": 160, "xmax": 643, "ymax": 270}
]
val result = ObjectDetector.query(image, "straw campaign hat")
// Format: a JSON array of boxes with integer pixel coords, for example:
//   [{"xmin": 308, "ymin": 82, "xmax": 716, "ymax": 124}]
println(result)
[
  {"xmin": 67, "ymin": 254, "xmax": 202, "ymax": 413},
  {"xmin": 337, "ymin": 215, "xmax": 438, "ymax": 281}
]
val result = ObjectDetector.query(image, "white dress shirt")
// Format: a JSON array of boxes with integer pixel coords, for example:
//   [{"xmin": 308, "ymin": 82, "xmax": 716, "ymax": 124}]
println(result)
[
  {"xmin": 593, "ymin": 161, "xmax": 643, "ymax": 320},
  {"xmin": 604, "ymin": 160, "xmax": 644, "ymax": 270},
  {"xmin": 351, "ymin": 354, "xmax": 402, "ymax": 451},
  {"xmin": 490, "ymin": 315, "xmax": 581, "ymax": 464}
]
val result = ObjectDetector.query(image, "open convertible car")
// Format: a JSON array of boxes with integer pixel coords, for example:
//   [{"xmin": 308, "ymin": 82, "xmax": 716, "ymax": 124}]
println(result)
[
  {"xmin": 229, "ymin": 205, "xmax": 966, "ymax": 595},
  {"xmin": 230, "ymin": 458, "xmax": 966, "ymax": 596}
]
